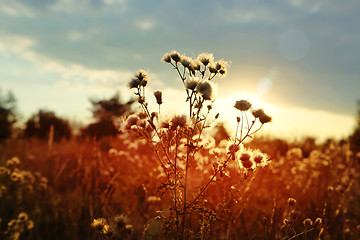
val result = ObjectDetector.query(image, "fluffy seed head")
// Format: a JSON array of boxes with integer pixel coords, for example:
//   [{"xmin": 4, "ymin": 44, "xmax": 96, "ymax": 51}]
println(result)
[
  {"xmin": 240, "ymin": 153, "xmax": 251, "ymax": 162},
  {"xmin": 18, "ymin": 212, "xmax": 29, "ymax": 222},
  {"xmin": 190, "ymin": 59, "xmax": 201, "ymax": 71},
  {"xmin": 153, "ymin": 90, "xmax": 163, "ymax": 105},
  {"xmin": 288, "ymin": 198, "xmax": 297, "ymax": 206},
  {"xmin": 242, "ymin": 160, "xmax": 253, "ymax": 169},
  {"xmin": 195, "ymin": 80, "xmax": 214, "ymax": 100},
  {"xmin": 185, "ymin": 77, "xmax": 199, "ymax": 90},
  {"xmin": 171, "ymin": 115, "xmax": 188, "ymax": 129},
  {"xmin": 162, "ymin": 53, "xmax": 172, "ymax": 63},
  {"xmin": 208, "ymin": 64, "xmax": 218, "ymax": 73},
  {"xmin": 234, "ymin": 100, "xmax": 252, "ymax": 111},
  {"xmin": 170, "ymin": 50, "xmax": 181, "ymax": 62},
  {"xmin": 180, "ymin": 55, "xmax": 192, "ymax": 68},
  {"xmin": 259, "ymin": 113, "xmax": 272, "ymax": 124},
  {"xmin": 303, "ymin": 218, "xmax": 313, "ymax": 228},
  {"xmin": 228, "ymin": 144, "xmax": 240, "ymax": 154},
  {"xmin": 254, "ymin": 155, "xmax": 264, "ymax": 164},
  {"xmin": 252, "ymin": 109, "xmax": 265, "ymax": 118},
  {"xmin": 197, "ymin": 52, "xmax": 214, "ymax": 66}
]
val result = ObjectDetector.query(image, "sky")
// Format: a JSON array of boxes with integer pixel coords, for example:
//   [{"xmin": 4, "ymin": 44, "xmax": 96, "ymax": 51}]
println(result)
[{"xmin": 0, "ymin": 0, "xmax": 359, "ymax": 141}]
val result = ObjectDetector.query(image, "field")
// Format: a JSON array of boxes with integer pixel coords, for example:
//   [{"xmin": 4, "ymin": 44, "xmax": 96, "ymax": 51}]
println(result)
[{"xmin": 1, "ymin": 127, "xmax": 360, "ymax": 240}]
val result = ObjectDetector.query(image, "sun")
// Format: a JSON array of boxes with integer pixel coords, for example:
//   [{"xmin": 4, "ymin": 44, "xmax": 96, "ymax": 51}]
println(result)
[{"xmin": 212, "ymin": 92, "xmax": 277, "ymax": 137}]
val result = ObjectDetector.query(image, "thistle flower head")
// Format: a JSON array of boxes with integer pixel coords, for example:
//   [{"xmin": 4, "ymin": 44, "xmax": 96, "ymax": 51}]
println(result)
[
  {"xmin": 153, "ymin": 90, "xmax": 163, "ymax": 105},
  {"xmin": 190, "ymin": 59, "xmax": 201, "ymax": 71},
  {"xmin": 18, "ymin": 212, "xmax": 29, "ymax": 222},
  {"xmin": 185, "ymin": 77, "xmax": 199, "ymax": 90},
  {"xmin": 128, "ymin": 78, "xmax": 140, "ymax": 89},
  {"xmin": 252, "ymin": 109, "xmax": 265, "ymax": 118},
  {"xmin": 254, "ymin": 154, "xmax": 264, "ymax": 164},
  {"xmin": 197, "ymin": 52, "xmax": 214, "ymax": 66},
  {"xmin": 228, "ymin": 143, "xmax": 240, "ymax": 154},
  {"xmin": 234, "ymin": 100, "xmax": 252, "ymax": 111},
  {"xmin": 259, "ymin": 113, "xmax": 272, "ymax": 124},
  {"xmin": 180, "ymin": 55, "xmax": 192, "ymax": 68},
  {"xmin": 303, "ymin": 218, "xmax": 313, "ymax": 228},
  {"xmin": 171, "ymin": 115, "xmax": 188, "ymax": 129},
  {"xmin": 195, "ymin": 80, "xmax": 214, "ymax": 100},
  {"xmin": 170, "ymin": 50, "xmax": 181, "ymax": 62},
  {"xmin": 288, "ymin": 198, "xmax": 297, "ymax": 206},
  {"xmin": 161, "ymin": 53, "xmax": 172, "ymax": 63},
  {"xmin": 241, "ymin": 159, "xmax": 253, "ymax": 169},
  {"xmin": 208, "ymin": 64, "xmax": 218, "ymax": 74},
  {"xmin": 240, "ymin": 153, "xmax": 251, "ymax": 162},
  {"xmin": 126, "ymin": 115, "xmax": 139, "ymax": 129}
]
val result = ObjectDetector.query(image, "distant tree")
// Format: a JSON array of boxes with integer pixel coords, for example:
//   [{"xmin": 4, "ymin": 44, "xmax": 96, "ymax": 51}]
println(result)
[
  {"xmin": 350, "ymin": 100, "xmax": 360, "ymax": 153},
  {"xmin": 0, "ymin": 88, "xmax": 17, "ymax": 142},
  {"xmin": 24, "ymin": 110, "xmax": 72, "ymax": 141},
  {"xmin": 81, "ymin": 92, "xmax": 134, "ymax": 139}
]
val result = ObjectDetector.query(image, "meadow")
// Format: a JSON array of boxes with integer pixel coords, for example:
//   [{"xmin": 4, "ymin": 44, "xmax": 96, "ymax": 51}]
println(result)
[{"xmin": 0, "ymin": 51, "xmax": 359, "ymax": 240}]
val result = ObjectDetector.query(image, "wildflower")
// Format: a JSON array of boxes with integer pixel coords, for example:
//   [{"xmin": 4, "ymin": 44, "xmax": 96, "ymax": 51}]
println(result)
[
  {"xmin": 161, "ymin": 53, "xmax": 171, "ymax": 63},
  {"xmin": 180, "ymin": 55, "xmax": 192, "ymax": 68},
  {"xmin": 26, "ymin": 220, "xmax": 34, "ymax": 230},
  {"xmin": 303, "ymin": 218, "xmax": 313, "ymax": 228},
  {"xmin": 252, "ymin": 109, "xmax": 265, "ymax": 118},
  {"xmin": 153, "ymin": 90, "xmax": 163, "ymax": 105},
  {"xmin": 0, "ymin": 166, "xmax": 9, "ymax": 176},
  {"xmin": 18, "ymin": 212, "xmax": 29, "ymax": 222},
  {"xmin": 227, "ymin": 144, "xmax": 240, "ymax": 154},
  {"xmin": 240, "ymin": 153, "xmax": 251, "ymax": 162},
  {"xmin": 254, "ymin": 154, "xmax": 264, "ymax": 164},
  {"xmin": 159, "ymin": 119, "xmax": 171, "ymax": 129},
  {"xmin": 288, "ymin": 198, "xmax": 296, "ymax": 206},
  {"xmin": 91, "ymin": 218, "xmax": 107, "ymax": 230},
  {"xmin": 135, "ymin": 70, "xmax": 149, "ymax": 87},
  {"xmin": 195, "ymin": 80, "xmax": 214, "ymax": 100},
  {"xmin": 259, "ymin": 113, "xmax": 272, "ymax": 124},
  {"xmin": 10, "ymin": 172, "xmax": 20, "ymax": 182},
  {"xmin": 208, "ymin": 64, "xmax": 218, "ymax": 73},
  {"xmin": 214, "ymin": 59, "xmax": 229, "ymax": 76},
  {"xmin": 170, "ymin": 50, "xmax": 181, "ymax": 62},
  {"xmin": 234, "ymin": 100, "xmax": 252, "ymax": 111},
  {"xmin": 102, "ymin": 224, "xmax": 112, "ymax": 236},
  {"xmin": 114, "ymin": 214, "xmax": 129, "ymax": 228},
  {"xmin": 185, "ymin": 77, "xmax": 199, "ymax": 90},
  {"xmin": 126, "ymin": 115, "xmax": 139, "ymax": 129},
  {"xmin": 128, "ymin": 78, "xmax": 140, "ymax": 89},
  {"xmin": 197, "ymin": 52, "xmax": 214, "ymax": 66},
  {"xmin": 171, "ymin": 115, "xmax": 188, "ymax": 129},
  {"xmin": 190, "ymin": 59, "xmax": 201, "ymax": 71},
  {"xmin": 241, "ymin": 160, "xmax": 253, "ymax": 169}
]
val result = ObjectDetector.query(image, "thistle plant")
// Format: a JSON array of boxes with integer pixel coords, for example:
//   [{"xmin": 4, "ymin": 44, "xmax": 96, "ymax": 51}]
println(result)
[{"xmin": 122, "ymin": 50, "xmax": 272, "ymax": 239}]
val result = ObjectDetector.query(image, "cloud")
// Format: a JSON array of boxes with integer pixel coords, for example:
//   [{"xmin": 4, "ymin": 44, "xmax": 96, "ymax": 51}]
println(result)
[
  {"xmin": 134, "ymin": 19, "xmax": 156, "ymax": 31},
  {"xmin": 0, "ymin": 33, "xmax": 133, "ymax": 88},
  {"xmin": 0, "ymin": 3, "xmax": 34, "ymax": 17}
]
